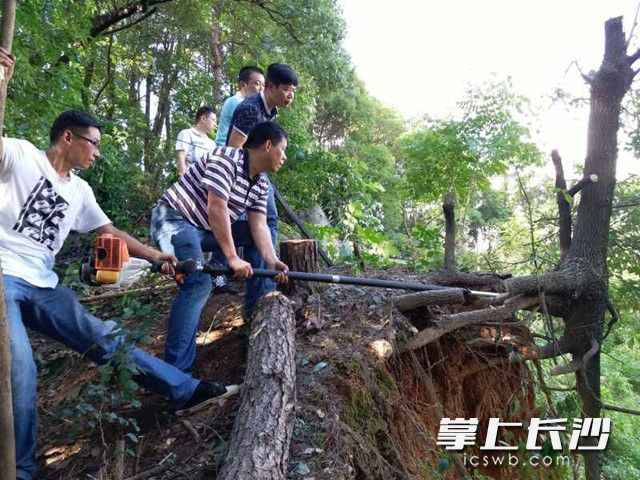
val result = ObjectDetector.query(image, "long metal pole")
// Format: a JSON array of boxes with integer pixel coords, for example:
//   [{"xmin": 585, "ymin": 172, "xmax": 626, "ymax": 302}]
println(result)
[{"xmin": 168, "ymin": 262, "xmax": 498, "ymax": 298}]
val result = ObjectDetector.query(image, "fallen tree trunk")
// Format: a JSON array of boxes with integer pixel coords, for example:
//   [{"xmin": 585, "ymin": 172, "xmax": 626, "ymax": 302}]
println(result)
[
  {"xmin": 421, "ymin": 270, "xmax": 508, "ymax": 288},
  {"xmin": 395, "ymin": 288, "xmax": 466, "ymax": 312},
  {"xmin": 218, "ymin": 292, "xmax": 296, "ymax": 480}
]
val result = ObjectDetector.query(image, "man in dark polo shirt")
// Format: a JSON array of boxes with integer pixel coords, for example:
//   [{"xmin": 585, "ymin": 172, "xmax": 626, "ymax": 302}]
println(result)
[
  {"xmin": 225, "ymin": 63, "xmax": 297, "ymax": 148},
  {"xmin": 224, "ymin": 63, "xmax": 297, "ymax": 296},
  {"xmin": 150, "ymin": 122, "xmax": 289, "ymax": 373}
]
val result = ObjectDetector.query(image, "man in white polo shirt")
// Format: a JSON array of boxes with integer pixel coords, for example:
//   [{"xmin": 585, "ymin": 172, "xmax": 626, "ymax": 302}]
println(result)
[{"xmin": 175, "ymin": 106, "xmax": 217, "ymax": 176}]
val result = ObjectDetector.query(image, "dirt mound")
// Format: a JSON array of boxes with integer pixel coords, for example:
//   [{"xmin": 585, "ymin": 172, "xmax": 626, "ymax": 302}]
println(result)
[{"xmin": 31, "ymin": 269, "xmax": 539, "ymax": 479}]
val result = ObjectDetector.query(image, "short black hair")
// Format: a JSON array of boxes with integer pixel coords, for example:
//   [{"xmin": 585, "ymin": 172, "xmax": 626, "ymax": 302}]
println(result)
[
  {"xmin": 244, "ymin": 121, "xmax": 288, "ymax": 148},
  {"xmin": 239, "ymin": 66, "xmax": 264, "ymax": 84},
  {"xmin": 266, "ymin": 63, "xmax": 298, "ymax": 87},
  {"xmin": 49, "ymin": 110, "xmax": 101, "ymax": 145},
  {"xmin": 195, "ymin": 106, "xmax": 216, "ymax": 123}
]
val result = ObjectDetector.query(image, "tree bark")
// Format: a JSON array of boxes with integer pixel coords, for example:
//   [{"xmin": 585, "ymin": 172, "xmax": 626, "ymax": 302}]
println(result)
[
  {"xmin": 218, "ymin": 293, "xmax": 296, "ymax": 480},
  {"xmin": 394, "ymin": 288, "xmax": 466, "ymax": 312},
  {"xmin": 442, "ymin": 191, "xmax": 456, "ymax": 269},
  {"xmin": 209, "ymin": 4, "xmax": 225, "ymax": 107},
  {"xmin": 279, "ymin": 239, "xmax": 318, "ymax": 295},
  {"xmin": 566, "ymin": 18, "xmax": 634, "ymax": 480},
  {"xmin": 90, "ymin": 0, "xmax": 172, "ymax": 37},
  {"xmin": 551, "ymin": 150, "xmax": 572, "ymax": 258},
  {"xmin": 520, "ymin": 17, "xmax": 637, "ymax": 480},
  {"xmin": 0, "ymin": 2, "xmax": 17, "ymax": 478}
]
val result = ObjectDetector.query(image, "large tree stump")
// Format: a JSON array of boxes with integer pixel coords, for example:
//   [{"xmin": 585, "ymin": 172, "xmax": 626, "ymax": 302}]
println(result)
[
  {"xmin": 279, "ymin": 239, "xmax": 318, "ymax": 294},
  {"xmin": 218, "ymin": 293, "xmax": 296, "ymax": 480}
]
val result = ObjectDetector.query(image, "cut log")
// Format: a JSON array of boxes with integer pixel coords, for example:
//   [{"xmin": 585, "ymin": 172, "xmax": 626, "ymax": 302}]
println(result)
[
  {"xmin": 218, "ymin": 292, "xmax": 296, "ymax": 480},
  {"xmin": 395, "ymin": 288, "xmax": 466, "ymax": 312},
  {"xmin": 279, "ymin": 239, "xmax": 318, "ymax": 294}
]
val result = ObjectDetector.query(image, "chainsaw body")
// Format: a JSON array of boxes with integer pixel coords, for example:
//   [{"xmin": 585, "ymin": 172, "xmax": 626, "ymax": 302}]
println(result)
[{"xmin": 81, "ymin": 234, "xmax": 131, "ymax": 286}]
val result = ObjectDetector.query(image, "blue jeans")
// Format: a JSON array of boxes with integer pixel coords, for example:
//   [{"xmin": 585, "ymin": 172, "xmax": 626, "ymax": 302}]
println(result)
[
  {"xmin": 3, "ymin": 274, "xmax": 199, "ymax": 480},
  {"xmin": 150, "ymin": 201, "xmax": 275, "ymax": 373},
  {"xmin": 212, "ymin": 178, "xmax": 278, "ymax": 267}
]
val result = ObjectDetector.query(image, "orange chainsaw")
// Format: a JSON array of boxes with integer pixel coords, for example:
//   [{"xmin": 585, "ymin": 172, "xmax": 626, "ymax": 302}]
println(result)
[{"xmin": 80, "ymin": 234, "xmax": 166, "ymax": 287}]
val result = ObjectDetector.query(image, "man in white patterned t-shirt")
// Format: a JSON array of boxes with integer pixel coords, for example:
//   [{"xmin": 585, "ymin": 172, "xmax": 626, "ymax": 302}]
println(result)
[
  {"xmin": 0, "ymin": 48, "xmax": 235, "ymax": 480},
  {"xmin": 150, "ymin": 121, "xmax": 290, "ymax": 374},
  {"xmin": 175, "ymin": 106, "xmax": 217, "ymax": 176}
]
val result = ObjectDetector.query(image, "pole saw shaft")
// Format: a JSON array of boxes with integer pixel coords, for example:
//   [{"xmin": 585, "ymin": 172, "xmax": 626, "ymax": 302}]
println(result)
[{"xmin": 153, "ymin": 260, "xmax": 499, "ymax": 298}]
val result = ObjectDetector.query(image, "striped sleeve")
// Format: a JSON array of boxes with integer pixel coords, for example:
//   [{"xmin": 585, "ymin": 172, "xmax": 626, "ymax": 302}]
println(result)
[
  {"xmin": 246, "ymin": 178, "xmax": 269, "ymax": 215},
  {"xmin": 202, "ymin": 154, "xmax": 236, "ymax": 200}
]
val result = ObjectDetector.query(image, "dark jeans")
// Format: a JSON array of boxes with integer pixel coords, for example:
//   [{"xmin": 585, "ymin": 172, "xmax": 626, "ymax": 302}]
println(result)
[
  {"xmin": 150, "ymin": 202, "xmax": 275, "ymax": 373},
  {"xmin": 3, "ymin": 275, "xmax": 199, "ymax": 480}
]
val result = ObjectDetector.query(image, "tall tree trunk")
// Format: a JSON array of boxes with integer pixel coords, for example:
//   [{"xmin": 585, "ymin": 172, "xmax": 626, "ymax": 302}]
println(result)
[
  {"xmin": 209, "ymin": 3, "xmax": 225, "ymax": 106},
  {"xmin": 504, "ymin": 17, "xmax": 638, "ymax": 480},
  {"xmin": 143, "ymin": 61, "xmax": 178, "ymax": 192},
  {"xmin": 442, "ymin": 191, "xmax": 456, "ymax": 270},
  {"xmin": 0, "ymin": 2, "xmax": 17, "ymax": 478},
  {"xmin": 563, "ymin": 17, "xmax": 633, "ymax": 479}
]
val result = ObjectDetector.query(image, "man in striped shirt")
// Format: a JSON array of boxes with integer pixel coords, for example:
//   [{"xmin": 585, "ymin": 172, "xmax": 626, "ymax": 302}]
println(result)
[{"xmin": 150, "ymin": 121, "xmax": 289, "ymax": 373}]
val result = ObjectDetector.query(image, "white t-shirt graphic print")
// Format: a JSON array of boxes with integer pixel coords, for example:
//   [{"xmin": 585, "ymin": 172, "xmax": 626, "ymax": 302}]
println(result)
[{"xmin": 0, "ymin": 138, "xmax": 110, "ymax": 287}]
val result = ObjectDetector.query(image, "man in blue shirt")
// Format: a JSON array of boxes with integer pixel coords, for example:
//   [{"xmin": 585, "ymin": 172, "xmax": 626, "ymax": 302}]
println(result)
[{"xmin": 214, "ymin": 66, "xmax": 265, "ymax": 147}]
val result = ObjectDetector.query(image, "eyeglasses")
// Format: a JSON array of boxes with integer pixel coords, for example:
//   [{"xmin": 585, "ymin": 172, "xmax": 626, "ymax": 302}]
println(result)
[{"xmin": 71, "ymin": 131, "xmax": 101, "ymax": 150}]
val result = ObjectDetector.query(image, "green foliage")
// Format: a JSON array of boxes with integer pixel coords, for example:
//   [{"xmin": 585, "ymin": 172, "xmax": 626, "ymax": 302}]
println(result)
[
  {"xmin": 400, "ymin": 79, "xmax": 541, "ymax": 204},
  {"xmin": 54, "ymin": 294, "xmax": 155, "ymax": 448}
]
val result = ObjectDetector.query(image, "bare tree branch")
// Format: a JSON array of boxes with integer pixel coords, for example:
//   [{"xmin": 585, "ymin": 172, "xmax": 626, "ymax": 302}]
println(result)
[
  {"xmin": 442, "ymin": 192, "xmax": 456, "ymax": 269},
  {"xmin": 626, "ymin": 1, "xmax": 640, "ymax": 49},
  {"xmin": 101, "ymin": 8, "xmax": 157, "ymax": 36},
  {"xmin": 602, "ymin": 403, "xmax": 640, "ymax": 416},
  {"xmin": 551, "ymin": 339, "xmax": 599, "ymax": 376},
  {"xmin": 628, "ymin": 47, "xmax": 640, "ymax": 65},
  {"xmin": 235, "ymin": 0, "xmax": 302, "ymax": 44},
  {"xmin": 401, "ymin": 296, "xmax": 540, "ymax": 352},
  {"xmin": 602, "ymin": 298, "xmax": 619, "ymax": 340},
  {"xmin": 567, "ymin": 174, "xmax": 599, "ymax": 197},
  {"xmin": 551, "ymin": 150, "xmax": 573, "ymax": 257},
  {"xmin": 90, "ymin": 0, "xmax": 172, "ymax": 37},
  {"xmin": 533, "ymin": 360, "xmax": 559, "ymax": 416}
]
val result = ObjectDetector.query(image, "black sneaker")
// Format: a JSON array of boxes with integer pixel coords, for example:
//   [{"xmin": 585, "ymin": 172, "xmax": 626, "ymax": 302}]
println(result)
[{"xmin": 178, "ymin": 381, "xmax": 240, "ymax": 415}]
